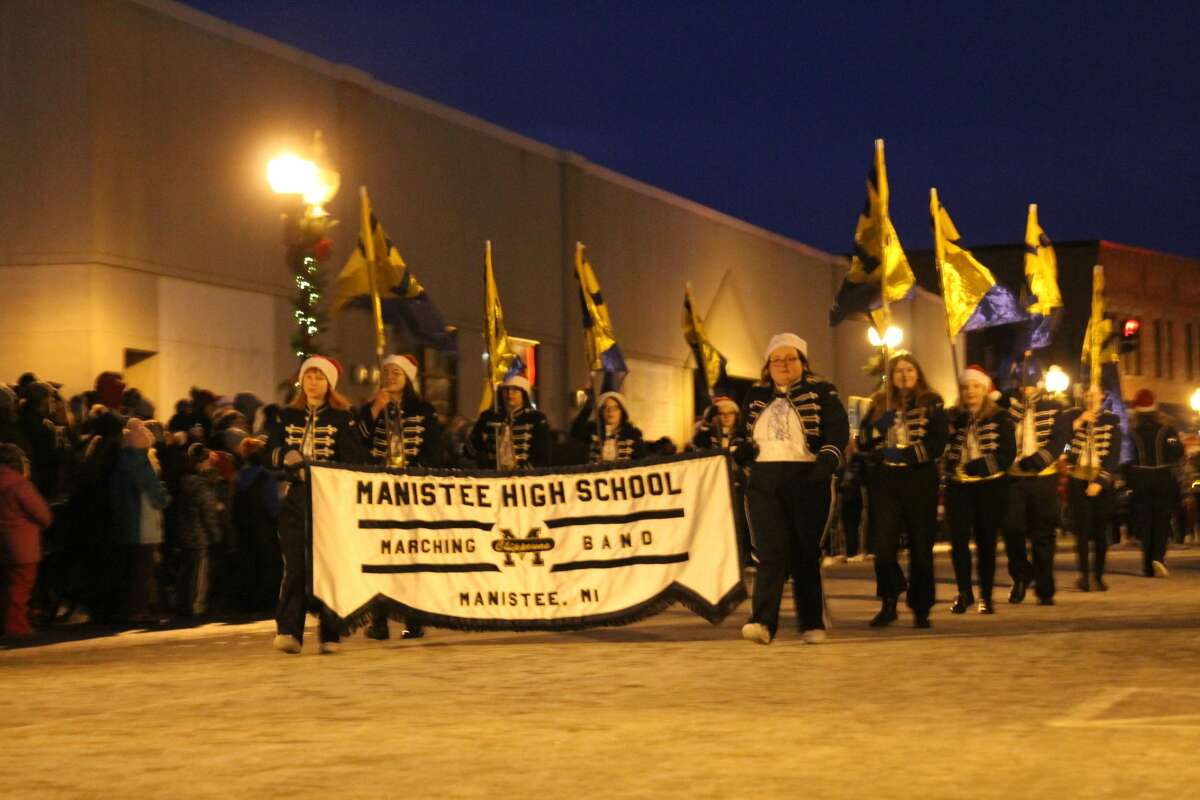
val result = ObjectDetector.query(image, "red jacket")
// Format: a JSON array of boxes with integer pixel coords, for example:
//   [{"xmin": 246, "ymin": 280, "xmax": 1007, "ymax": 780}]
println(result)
[{"xmin": 0, "ymin": 465, "xmax": 52, "ymax": 564}]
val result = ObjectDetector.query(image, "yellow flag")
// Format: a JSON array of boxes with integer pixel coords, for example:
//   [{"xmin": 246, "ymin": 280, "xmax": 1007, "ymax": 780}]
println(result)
[
  {"xmin": 575, "ymin": 243, "xmax": 621, "ymax": 371},
  {"xmin": 330, "ymin": 192, "xmax": 422, "ymax": 316},
  {"xmin": 1024, "ymin": 204, "xmax": 1061, "ymax": 316},
  {"xmin": 682, "ymin": 283, "xmax": 727, "ymax": 393},
  {"xmin": 931, "ymin": 189, "xmax": 999, "ymax": 337},
  {"xmin": 480, "ymin": 240, "xmax": 516, "ymax": 412}
]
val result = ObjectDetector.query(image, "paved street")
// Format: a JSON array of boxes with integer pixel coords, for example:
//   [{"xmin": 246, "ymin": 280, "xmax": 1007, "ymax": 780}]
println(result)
[{"xmin": 3, "ymin": 546, "xmax": 1198, "ymax": 799}]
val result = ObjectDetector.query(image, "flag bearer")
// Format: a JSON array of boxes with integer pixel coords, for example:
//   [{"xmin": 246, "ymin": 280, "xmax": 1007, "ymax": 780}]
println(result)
[
  {"xmin": 467, "ymin": 376, "xmax": 551, "ymax": 470},
  {"xmin": 1127, "ymin": 389, "xmax": 1184, "ymax": 578},
  {"xmin": 266, "ymin": 356, "xmax": 366, "ymax": 655},
  {"xmin": 359, "ymin": 354, "xmax": 444, "ymax": 641},
  {"xmin": 570, "ymin": 390, "xmax": 646, "ymax": 464},
  {"xmin": 858, "ymin": 352, "xmax": 947, "ymax": 628},
  {"xmin": 739, "ymin": 333, "xmax": 848, "ymax": 646},
  {"xmin": 1000, "ymin": 365, "xmax": 1071, "ymax": 605},
  {"xmin": 1063, "ymin": 385, "xmax": 1122, "ymax": 591},
  {"xmin": 944, "ymin": 367, "xmax": 1016, "ymax": 615}
]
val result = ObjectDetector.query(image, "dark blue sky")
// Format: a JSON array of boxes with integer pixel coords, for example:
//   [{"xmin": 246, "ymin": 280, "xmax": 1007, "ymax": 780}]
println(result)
[{"xmin": 186, "ymin": 0, "xmax": 1199, "ymax": 258}]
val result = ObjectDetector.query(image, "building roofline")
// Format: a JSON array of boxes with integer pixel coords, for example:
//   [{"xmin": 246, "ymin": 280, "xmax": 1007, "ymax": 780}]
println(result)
[{"xmin": 137, "ymin": 0, "xmax": 843, "ymax": 266}]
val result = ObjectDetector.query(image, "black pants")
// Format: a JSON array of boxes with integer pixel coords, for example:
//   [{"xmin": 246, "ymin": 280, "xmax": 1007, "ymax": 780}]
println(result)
[
  {"xmin": 276, "ymin": 488, "xmax": 340, "ymax": 644},
  {"xmin": 868, "ymin": 464, "xmax": 938, "ymax": 613},
  {"xmin": 1067, "ymin": 478, "xmax": 1113, "ymax": 579},
  {"xmin": 947, "ymin": 479, "xmax": 1006, "ymax": 602},
  {"xmin": 745, "ymin": 461, "xmax": 832, "ymax": 637},
  {"xmin": 840, "ymin": 485, "xmax": 864, "ymax": 558},
  {"xmin": 1004, "ymin": 475, "xmax": 1060, "ymax": 599},
  {"xmin": 1128, "ymin": 468, "xmax": 1175, "ymax": 573}
]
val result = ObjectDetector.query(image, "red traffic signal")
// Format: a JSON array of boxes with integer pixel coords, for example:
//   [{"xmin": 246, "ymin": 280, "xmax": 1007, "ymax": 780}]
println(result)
[
  {"xmin": 1119, "ymin": 316, "xmax": 1141, "ymax": 354},
  {"xmin": 1123, "ymin": 318, "xmax": 1140, "ymax": 337}
]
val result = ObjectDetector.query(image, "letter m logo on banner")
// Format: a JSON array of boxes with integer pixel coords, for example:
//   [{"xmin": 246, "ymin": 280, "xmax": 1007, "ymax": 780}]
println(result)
[{"xmin": 492, "ymin": 528, "xmax": 555, "ymax": 567}]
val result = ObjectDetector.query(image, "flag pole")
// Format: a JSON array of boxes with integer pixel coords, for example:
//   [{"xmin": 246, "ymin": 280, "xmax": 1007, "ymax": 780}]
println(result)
[
  {"xmin": 931, "ymin": 187, "xmax": 962, "ymax": 390},
  {"xmin": 1089, "ymin": 264, "xmax": 1104, "ymax": 389},
  {"xmin": 876, "ymin": 139, "xmax": 893, "ymax": 413},
  {"xmin": 579, "ymin": 242, "xmax": 604, "ymax": 449},
  {"xmin": 359, "ymin": 187, "xmax": 387, "ymax": 369}
]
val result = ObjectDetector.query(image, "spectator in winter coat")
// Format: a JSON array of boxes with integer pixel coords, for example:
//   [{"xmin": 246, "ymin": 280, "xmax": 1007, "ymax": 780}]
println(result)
[
  {"xmin": 19, "ymin": 382, "xmax": 69, "ymax": 501},
  {"xmin": 110, "ymin": 419, "xmax": 170, "ymax": 622},
  {"xmin": 230, "ymin": 437, "xmax": 281, "ymax": 612},
  {"xmin": 0, "ymin": 443, "xmax": 53, "ymax": 637},
  {"xmin": 0, "ymin": 385, "xmax": 32, "ymax": 458},
  {"xmin": 175, "ymin": 444, "xmax": 223, "ymax": 616}
]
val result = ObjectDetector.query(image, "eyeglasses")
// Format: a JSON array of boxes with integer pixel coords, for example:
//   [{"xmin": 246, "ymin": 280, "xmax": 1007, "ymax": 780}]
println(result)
[{"xmin": 768, "ymin": 356, "xmax": 801, "ymax": 366}]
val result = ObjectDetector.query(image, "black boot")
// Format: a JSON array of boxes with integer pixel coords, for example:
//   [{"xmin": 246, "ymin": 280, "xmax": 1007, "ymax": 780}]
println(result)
[
  {"xmin": 950, "ymin": 594, "xmax": 974, "ymax": 614},
  {"xmin": 869, "ymin": 599, "xmax": 898, "ymax": 628},
  {"xmin": 1008, "ymin": 579, "xmax": 1027, "ymax": 604}
]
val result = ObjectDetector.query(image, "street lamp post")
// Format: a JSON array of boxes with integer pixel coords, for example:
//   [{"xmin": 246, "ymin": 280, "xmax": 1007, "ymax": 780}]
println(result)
[{"xmin": 268, "ymin": 131, "xmax": 340, "ymax": 364}]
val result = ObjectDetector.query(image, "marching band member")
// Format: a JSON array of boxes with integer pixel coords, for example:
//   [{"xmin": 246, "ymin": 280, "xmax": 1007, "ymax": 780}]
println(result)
[
  {"xmin": 570, "ymin": 390, "xmax": 646, "ymax": 463},
  {"xmin": 692, "ymin": 396, "xmax": 752, "ymax": 567},
  {"xmin": 467, "ymin": 375, "xmax": 551, "ymax": 470},
  {"xmin": 1127, "ymin": 389, "xmax": 1184, "ymax": 577},
  {"xmin": 858, "ymin": 352, "xmax": 947, "ymax": 628},
  {"xmin": 266, "ymin": 356, "xmax": 366, "ymax": 655},
  {"xmin": 738, "ymin": 333, "xmax": 848, "ymax": 645},
  {"xmin": 1000, "ymin": 364, "xmax": 1072, "ymax": 605},
  {"xmin": 359, "ymin": 354, "xmax": 444, "ymax": 641},
  {"xmin": 1063, "ymin": 385, "xmax": 1122, "ymax": 591},
  {"xmin": 943, "ymin": 366, "xmax": 1016, "ymax": 615}
]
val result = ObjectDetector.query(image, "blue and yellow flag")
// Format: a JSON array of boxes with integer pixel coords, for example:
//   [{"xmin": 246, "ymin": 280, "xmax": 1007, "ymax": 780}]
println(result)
[
  {"xmin": 480, "ymin": 240, "xmax": 519, "ymax": 412},
  {"xmin": 1024, "ymin": 204, "xmax": 1061, "ymax": 317},
  {"xmin": 683, "ymin": 283, "xmax": 729, "ymax": 398},
  {"xmin": 829, "ymin": 139, "xmax": 915, "ymax": 327},
  {"xmin": 575, "ymin": 242, "xmax": 627, "ymax": 391},
  {"xmin": 1080, "ymin": 265, "xmax": 1132, "ymax": 463},
  {"xmin": 931, "ymin": 189, "xmax": 1026, "ymax": 337},
  {"xmin": 331, "ymin": 190, "xmax": 454, "ymax": 352}
]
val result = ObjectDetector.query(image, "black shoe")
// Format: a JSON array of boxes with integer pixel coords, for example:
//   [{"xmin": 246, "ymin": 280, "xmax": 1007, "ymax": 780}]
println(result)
[
  {"xmin": 401, "ymin": 626, "xmax": 425, "ymax": 639},
  {"xmin": 1075, "ymin": 576, "xmax": 1090, "ymax": 592},
  {"xmin": 1037, "ymin": 596, "xmax": 1055, "ymax": 606},
  {"xmin": 950, "ymin": 595, "xmax": 974, "ymax": 614},
  {"xmin": 365, "ymin": 623, "xmax": 390, "ymax": 640},
  {"xmin": 914, "ymin": 612, "xmax": 932, "ymax": 629},
  {"xmin": 1008, "ymin": 579, "xmax": 1028, "ymax": 604},
  {"xmin": 1094, "ymin": 577, "xmax": 1108, "ymax": 592},
  {"xmin": 869, "ymin": 599, "xmax": 898, "ymax": 628},
  {"xmin": 977, "ymin": 598, "xmax": 995, "ymax": 615}
]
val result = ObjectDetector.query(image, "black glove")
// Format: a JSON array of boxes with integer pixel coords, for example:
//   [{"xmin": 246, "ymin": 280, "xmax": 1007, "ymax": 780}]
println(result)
[
  {"xmin": 963, "ymin": 457, "xmax": 990, "ymax": 478},
  {"xmin": 872, "ymin": 410, "xmax": 897, "ymax": 434},
  {"xmin": 731, "ymin": 439, "xmax": 759, "ymax": 467},
  {"xmin": 1017, "ymin": 454, "xmax": 1043, "ymax": 472}
]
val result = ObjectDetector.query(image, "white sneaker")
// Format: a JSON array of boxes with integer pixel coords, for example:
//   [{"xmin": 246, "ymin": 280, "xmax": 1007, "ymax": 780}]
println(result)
[
  {"xmin": 318, "ymin": 640, "xmax": 341, "ymax": 654},
  {"xmin": 741, "ymin": 622, "xmax": 772, "ymax": 645},
  {"xmin": 1152, "ymin": 560, "xmax": 1170, "ymax": 578},
  {"xmin": 272, "ymin": 634, "xmax": 302, "ymax": 654},
  {"xmin": 802, "ymin": 628, "xmax": 827, "ymax": 644}
]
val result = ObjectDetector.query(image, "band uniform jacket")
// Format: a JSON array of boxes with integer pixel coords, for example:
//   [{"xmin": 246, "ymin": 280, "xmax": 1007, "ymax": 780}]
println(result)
[
  {"xmin": 943, "ymin": 406, "xmax": 1016, "ymax": 483},
  {"xmin": 358, "ymin": 399, "xmax": 444, "ymax": 468},
  {"xmin": 742, "ymin": 372, "xmax": 849, "ymax": 472},
  {"xmin": 1062, "ymin": 408, "xmax": 1122, "ymax": 487},
  {"xmin": 266, "ymin": 404, "xmax": 366, "ymax": 469},
  {"xmin": 468, "ymin": 406, "xmax": 552, "ymax": 469},
  {"xmin": 1128, "ymin": 413, "xmax": 1184, "ymax": 470},
  {"xmin": 1001, "ymin": 390, "xmax": 1072, "ymax": 477},
  {"xmin": 857, "ymin": 393, "xmax": 948, "ymax": 468}
]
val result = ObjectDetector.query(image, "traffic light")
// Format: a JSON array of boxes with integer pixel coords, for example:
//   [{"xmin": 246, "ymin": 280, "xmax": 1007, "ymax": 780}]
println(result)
[{"xmin": 1119, "ymin": 316, "xmax": 1141, "ymax": 354}]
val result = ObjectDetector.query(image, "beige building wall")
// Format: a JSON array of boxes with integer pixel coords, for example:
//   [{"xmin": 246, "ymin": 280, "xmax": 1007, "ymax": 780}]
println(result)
[{"xmin": 0, "ymin": 0, "xmax": 954, "ymax": 442}]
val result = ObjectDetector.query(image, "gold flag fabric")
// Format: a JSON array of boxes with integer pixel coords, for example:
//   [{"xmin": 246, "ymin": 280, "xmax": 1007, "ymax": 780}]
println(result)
[
  {"xmin": 480, "ymin": 240, "xmax": 516, "ymax": 412},
  {"xmin": 575, "ymin": 243, "xmax": 620, "ymax": 372},
  {"xmin": 1024, "ymin": 204, "xmax": 1062, "ymax": 316},
  {"xmin": 682, "ymin": 283, "xmax": 726, "ymax": 393},
  {"xmin": 931, "ymin": 190, "xmax": 999, "ymax": 337}
]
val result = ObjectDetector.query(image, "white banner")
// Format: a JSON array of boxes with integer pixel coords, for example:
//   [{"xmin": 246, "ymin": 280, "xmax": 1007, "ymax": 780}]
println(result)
[{"xmin": 309, "ymin": 452, "xmax": 745, "ymax": 631}]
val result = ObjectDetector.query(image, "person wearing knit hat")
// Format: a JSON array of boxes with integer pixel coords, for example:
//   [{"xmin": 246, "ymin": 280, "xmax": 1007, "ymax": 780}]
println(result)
[
  {"xmin": 1062, "ymin": 385, "xmax": 1123, "ymax": 591},
  {"xmin": 358, "ymin": 354, "xmax": 444, "ymax": 642},
  {"xmin": 857, "ymin": 352, "xmax": 948, "ymax": 628},
  {"xmin": 265, "ymin": 355, "xmax": 366, "ymax": 655},
  {"xmin": 943, "ymin": 365, "xmax": 1016, "ymax": 613},
  {"xmin": 998, "ymin": 360, "xmax": 1072, "ymax": 605},
  {"xmin": 691, "ymin": 395, "xmax": 752, "ymax": 566},
  {"xmin": 738, "ymin": 332, "xmax": 848, "ymax": 645},
  {"xmin": 1127, "ymin": 387, "xmax": 1184, "ymax": 578},
  {"xmin": 111, "ymin": 418, "xmax": 170, "ymax": 623},
  {"xmin": 467, "ymin": 374, "xmax": 551, "ymax": 469},
  {"xmin": 174, "ymin": 443, "xmax": 220, "ymax": 618},
  {"xmin": 569, "ymin": 390, "xmax": 646, "ymax": 464}
]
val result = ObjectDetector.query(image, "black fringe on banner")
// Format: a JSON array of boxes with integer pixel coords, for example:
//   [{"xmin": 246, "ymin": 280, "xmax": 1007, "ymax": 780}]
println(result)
[{"xmin": 311, "ymin": 581, "xmax": 747, "ymax": 637}]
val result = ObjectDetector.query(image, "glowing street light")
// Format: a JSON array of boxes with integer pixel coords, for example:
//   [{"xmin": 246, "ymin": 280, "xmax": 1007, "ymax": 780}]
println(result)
[
  {"xmin": 868, "ymin": 325, "xmax": 903, "ymax": 349},
  {"xmin": 1190, "ymin": 387, "xmax": 1200, "ymax": 413},
  {"xmin": 1045, "ymin": 365, "xmax": 1070, "ymax": 395}
]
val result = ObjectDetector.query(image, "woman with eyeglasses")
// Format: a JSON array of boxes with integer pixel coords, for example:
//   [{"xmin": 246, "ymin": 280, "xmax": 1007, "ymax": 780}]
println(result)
[
  {"xmin": 857, "ymin": 352, "xmax": 948, "ymax": 629},
  {"xmin": 737, "ymin": 333, "xmax": 848, "ymax": 645}
]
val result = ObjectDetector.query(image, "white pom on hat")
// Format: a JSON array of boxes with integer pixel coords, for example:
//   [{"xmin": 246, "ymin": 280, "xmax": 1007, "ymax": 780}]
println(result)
[
  {"xmin": 764, "ymin": 333, "xmax": 808, "ymax": 362},
  {"xmin": 382, "ymin": 354, "xmax": 420, "ymax": 392},
  {"xmin": 299, "ymin": 356, "xmax": 339, "ymax": 391}
]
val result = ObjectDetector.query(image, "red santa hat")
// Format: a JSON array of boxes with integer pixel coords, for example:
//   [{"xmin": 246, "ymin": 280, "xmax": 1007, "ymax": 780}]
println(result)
[
  {"xmin": 1131, "ymin": 388, "xmax": 1157, "ymax": 411},
  {"xmin": 960, "ymin": 364, "xmax": 1001, "ymax": 402},
  {"xmin": 298, "ymin": 355, "xmax": 342, "ymax": 390},
  {"xmin": 382, "ymin": 354, "xmax": 420, "ymax": 392}
]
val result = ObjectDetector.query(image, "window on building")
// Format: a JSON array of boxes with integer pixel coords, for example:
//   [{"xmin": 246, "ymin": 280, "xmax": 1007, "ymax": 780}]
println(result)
[
  {"xmin": 1153, "ymin": 319, "xmax": 1163, "ymax": 378},
  {"xmin": 1165, "ymin": 320, "xmax": 1175, "ymax": 381},
  {"xmin": 1187, "ymin": 322, "xmax": 1195, "ymax": 382}
]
